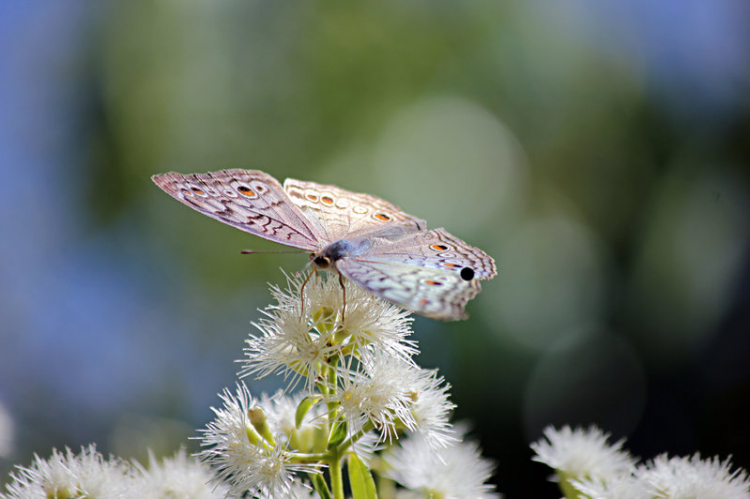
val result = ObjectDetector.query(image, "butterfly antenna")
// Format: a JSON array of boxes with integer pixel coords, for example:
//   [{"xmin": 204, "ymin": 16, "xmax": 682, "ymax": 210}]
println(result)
[{"xmin": 240, "ymin": 249, "xmax": 308, "ymax": 255}]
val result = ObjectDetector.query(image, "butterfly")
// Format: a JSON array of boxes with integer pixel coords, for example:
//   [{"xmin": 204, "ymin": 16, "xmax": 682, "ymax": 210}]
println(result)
[{"xmin": 152, "ymin": 169, "xmax": 496, "ymax": 320}]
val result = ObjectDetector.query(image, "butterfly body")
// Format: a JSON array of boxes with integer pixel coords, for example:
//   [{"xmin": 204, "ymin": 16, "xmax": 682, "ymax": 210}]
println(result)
[{"xmin": 152, "ymin": 169, "xmax": 496, "ymax": 320}]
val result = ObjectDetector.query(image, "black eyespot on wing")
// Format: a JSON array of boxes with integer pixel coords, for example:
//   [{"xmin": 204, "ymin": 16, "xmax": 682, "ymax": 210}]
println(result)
[{"xmin": 460, "ymin": 267, "xmax": 475, "ymax": 281}]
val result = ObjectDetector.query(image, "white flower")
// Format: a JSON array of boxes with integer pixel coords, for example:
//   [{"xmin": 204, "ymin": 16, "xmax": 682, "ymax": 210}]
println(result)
[
  {"xmin": 408, "ymin": 368, "xmax": 456, "ymax": 449},
  {"xmin": 331, "ymin": 353, "xmax": 419, "ymax": 441},
  {"xmin": 530, "ymin": 425, "xmax": 636, "ymax": 482},
  {"xmin": 1, "ymin": 445, "xmax": 132, "ymax": 499},
  {"xmin": 636, "ymin": 453, "xmax": 750, "ymax": 499},
  {"xmin": 239, "ymin": 274, "xmax": 418, "ymax": 391},
  {"xmin": 257, "ymin": 480, "xmax": 320, "ymax": 498},
  {"xmin": 571, "ymin": 473, "xmax": 650, "ymax": 499},
  {"xmin": 241, "ymin": 294, "xmax": 339, "ymax": 391},
  {"xmin": 132, "ymin": 448, "xmax": 228, "ymax": 499},
  {"xmin": 197, "ymin": 383, "xmax": 322, "ymax": 498},
  {"xmin": 383, "ymin": 427, "xmax": 499, "ymax": 499}
]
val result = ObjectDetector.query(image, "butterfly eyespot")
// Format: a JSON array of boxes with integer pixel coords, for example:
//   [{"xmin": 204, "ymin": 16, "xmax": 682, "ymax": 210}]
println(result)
[
  {"xmin": 460, "ymin": 267, "xmax": 475, "ymax": 281},
  {"xmin": 444, "ymin": 263, "xmax": 460, "ymax": 268},
  {"xmin": 321, "ymin": 195, "xmax": 335, "ymax": 205},
  {"xmin": 306, "ymin": 193, "xmax": 319, "ymax": 202},
  {"xmin": 191, "ymin": 187, "xmax": 205, "ymax": 195},
  {"xmin": 352, "ymin": 206, "xmax": 368, "ymax": 214},
  {"xmin": 425, "ymin": 280, "xmax": 443, "ymax": 286},
  {"xmin": 431, "ymin": 244, "xmax": 449, "ymax": 251},
  {"xmin": 374, "ymin": 213, "xmax": 392, "ymax": 221},
  {"xmin": 237, "ymin": 185, "xmax": 258, "ymax": 198}
]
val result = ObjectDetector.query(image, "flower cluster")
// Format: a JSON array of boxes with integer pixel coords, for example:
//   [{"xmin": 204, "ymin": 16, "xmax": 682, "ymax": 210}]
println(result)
[
  {"xmin": 198, "ymin": 273, "xmax": 498, "ymax": 498},
  {"xmin": 1, "ymin": 446, "xmax": 226, "ymax": 499},
  {"xmin": 531, "ymin": 425, "xmax": 750, "ymax": 499}
]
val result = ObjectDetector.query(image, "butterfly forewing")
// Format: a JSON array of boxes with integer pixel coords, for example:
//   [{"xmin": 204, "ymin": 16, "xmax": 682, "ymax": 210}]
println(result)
[
  {"xmin": 152, "ymin": 170, "xmax": 322, "ymax": 251},
  {"xmin": 283, "ymin": 178, "xmax": 426, "ymax": 242}
]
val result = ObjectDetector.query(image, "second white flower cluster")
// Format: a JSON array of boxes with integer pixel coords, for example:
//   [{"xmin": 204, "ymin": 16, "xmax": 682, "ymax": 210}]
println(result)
[{"xmin": 531, "ymin": 425, "xmax": 750, "ymax": 499}]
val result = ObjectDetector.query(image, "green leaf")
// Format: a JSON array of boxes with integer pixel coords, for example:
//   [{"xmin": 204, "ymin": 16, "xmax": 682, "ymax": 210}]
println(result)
[
  {"xmin": 328, "ymin": 421, "xmax": 348, "ymax": 449},
  {"xmin": 295, "ymin": 395, "xmax": 321, "ymax": 429},
  {"xmin": 347, "ymin": 453, "xmax": 378, "ymax": 499},
  {"xmin": 310, "ymin": 472, "xmax": 332, "ymax": 499}
]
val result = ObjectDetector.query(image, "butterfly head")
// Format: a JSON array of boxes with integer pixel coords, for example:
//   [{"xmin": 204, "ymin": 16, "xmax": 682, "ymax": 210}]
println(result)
[
  {"xmin": 311, "ymin": 253, "xmax": 332, "ymax": 270},
  {"xmin": 310, "ymin": 240, "xmax": 356, "ymax": 272}
]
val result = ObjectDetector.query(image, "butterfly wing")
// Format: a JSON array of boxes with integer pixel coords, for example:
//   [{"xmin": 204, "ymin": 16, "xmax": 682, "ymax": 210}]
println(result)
[
  {"xmin": 336, "ymin": 227, "xmax": 495, "ymax": 320},
  {"xmin": 336, "ymin": 258, "xmax": 482, "ymax": 320},
  {"xmin": 152, "ymin": 170, "xmax": 323, "ymax": 251},
  {"xmin": 364, "ymin": 228, "xmax": 497, "ymax": 281},
  {"xmin": 283, "ymin": 178, "xmax": 426, "ymax": 242}
]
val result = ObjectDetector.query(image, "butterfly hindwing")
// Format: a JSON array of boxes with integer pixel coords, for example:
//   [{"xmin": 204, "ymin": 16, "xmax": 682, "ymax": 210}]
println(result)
[
  {"xmin": 363, "ymin": 228, "xmax": 496, "ymax": 281},
  {"xmin": 152, "ymin": 170, "xmax": 323, "ymax": 251},
  {"xmin": 336, "ymin": 258, "xmax": 481, "ymax": 320}
]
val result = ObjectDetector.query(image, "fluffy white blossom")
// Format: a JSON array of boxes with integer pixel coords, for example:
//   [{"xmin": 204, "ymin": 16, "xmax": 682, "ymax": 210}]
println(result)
[
  {"xmin": 197, "ymin": 383, "xmax": 322, "ymax": 497},
  {"xmin": 330, "ymin": 353, "xmax": 419, "ymax": 441},
  {"xmin": 407, "ymin": 367, "xmax": 456, "ymax": 449},
  {"xmin": 530, "ymin": 425, "xmax": 636, "ymax": 483},
  {"xmin": 383, "ymin": 427, "xmax": 499, "ymax": 499},
  {"xmin": 1, "ymin": 445, "xmax": 132, "ymax": 499},
  {"xmin": 240, "ymin": 273, "xmax": 417, "ymax": 390},
  {"xmin": 132, "ymin": 448, "xmax": 228, "ymax": 499},
  {"xmin": 636, "ymin": 453, "xmax": 750, "ymax": 499},
  {"xmin": 571, "ymin": 473, "xmax": 650, "ymax": 499}
]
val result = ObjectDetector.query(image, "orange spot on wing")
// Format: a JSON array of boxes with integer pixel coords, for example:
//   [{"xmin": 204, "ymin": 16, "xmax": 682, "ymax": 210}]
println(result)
[
  {"xmin": 425, "ymin": 280, "xmax": 442, "ymax": 286},
  {"xmin": 321, "ymin": 196, "xmax": 334, "ymax": 205},
  {"xmin": 306, "ymin": 193, "xmax": 319, "ymax": 201},
  {"xmin": 238, "ymin": 186, "xmax": 256, "ymax": 197},
  {"xmin": 191, "ymin": 187, "xmax": 205, "ymax": 195},
  {"xmin": 444, "ymin": 263, "xmax": 460, "ymax": 268},
  {"xmin": 375, "ymin": 213, "xmax": 391, "ymax": 221},
  {"xmin": 431, "ymin": 244, "xmax": 448, "ymax": 251}
]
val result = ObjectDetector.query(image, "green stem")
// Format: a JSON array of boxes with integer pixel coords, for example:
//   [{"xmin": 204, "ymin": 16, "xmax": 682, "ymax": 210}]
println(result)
[
  {"xmin": 329, "ymin": 449, "xmax": 344, "ymax": 499},
  {"xmin": 290, "ymin": 452, "xmax": 329, "ymax": 463},
  {"xmin": 336, "ymin": 420, "xmax": 376, "ymax": 455}
]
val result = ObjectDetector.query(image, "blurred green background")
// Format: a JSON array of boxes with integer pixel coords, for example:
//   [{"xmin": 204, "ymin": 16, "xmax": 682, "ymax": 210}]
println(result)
[{"xmin": 1, "ymin": 1, "xmax": 749, "ymax": 496}]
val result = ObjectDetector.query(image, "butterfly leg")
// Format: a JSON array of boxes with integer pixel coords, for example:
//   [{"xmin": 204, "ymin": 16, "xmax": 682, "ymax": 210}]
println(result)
[
  {"xmin": 299, "ymin": 269, "xmax": 316, "ymax": 319},
  {"xmin": 338, "ymin": 273, "xmax": 346, "ymax": 322}
]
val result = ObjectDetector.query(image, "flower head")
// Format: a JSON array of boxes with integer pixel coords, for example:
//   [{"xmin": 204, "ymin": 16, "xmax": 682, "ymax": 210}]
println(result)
[
  {"xmin": 197, "ymin": 383, "xmax": 323, "ymax": 497},
  {"xmin": 2, "ymin": 445, "xmax": 132, "ymax": 499},
  {"xmin": 239, "ymin": 273, "xmax": 417, "ymax": 391},
  {"xmin": 132, "ymin": 448, "xmax": 228, "ymax": 499},
  {"xmin": 330, "ymin": 352, "xmax": 419, "ymax": 441},
  {"xmin": 636, "ymin": 453, "xmax": 750, "ymax": 499},
  {"xmin": 531, "ymin": 425, "xmax": 636, "ymax": 483},
  {"xmin": 383, "ymin": 426, "xmax": 499, "ymax": 499}
]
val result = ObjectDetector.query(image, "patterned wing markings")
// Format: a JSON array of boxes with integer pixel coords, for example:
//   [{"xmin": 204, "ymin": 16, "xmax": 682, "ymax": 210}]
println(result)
[
  {"xmin": 336, "ymin": 258, "xmax": 482, "ymax": 321},
  {"xmin": 283, "ymin": 178, "xmax": 427, "ymax": 243},
  {"xmin": 361, "ymin": 228, "xmax": 497, "ymax": 280},
  {"xmin": 152, "ymin": 170, "xmax": 323, "ymax": 251}
]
